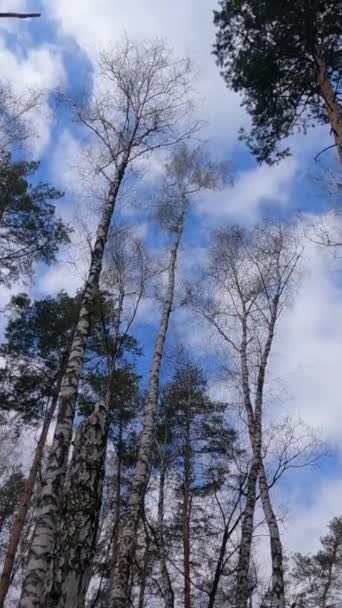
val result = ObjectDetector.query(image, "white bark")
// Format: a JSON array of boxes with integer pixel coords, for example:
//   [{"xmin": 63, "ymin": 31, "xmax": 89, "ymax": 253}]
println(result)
[
  {"xmin": 158, "ymin": 468, "xmax": 174, "ymax": 608},
  {"xmin": 43, "ymin": 401, "xmax": 109, "ymax": 608},
  {"xmin": 236, "ymin": 294, "xmax": 285, "ymax": 608},
  {"xmin": 110, "ymin": 208, "xmax": 185, "ymax": 608},
  {"xmin": 235, "ymin": 459, "xmax": 259, "ymax": 608},
  {"xmin": 19, "ymin": 161, "xmax": 128, "ymax": 608},
  {"xmin": 259, "ymin": 463, "xmax": 285, "ymax": 608}
]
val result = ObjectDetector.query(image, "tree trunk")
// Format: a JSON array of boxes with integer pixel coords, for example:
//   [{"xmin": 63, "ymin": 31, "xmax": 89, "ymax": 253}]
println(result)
[
  {"xmin": 235, "ymin": 315, "xmax": 259, "ymax": 608},
  {"xmin": 235, "ymin": 459, "xmax": 259, "ymax": 608},
  {"xmin": 19, "ymin": 158, "xmax": 129, "ymax": 608},
  {"xmin": 258, "ymin": 464, "xmax": 285, "ymax": 608},
  {"xmin": 207, "ymin": 508, "xmax": 242, "ymax": 608},
  {"xmin": 137, "ymin": 543, "xmax": 150, "ymax": 608},
  {"xmin": 110, "ymin": 209, "xmax": 185, "ymax": 608},
  {"xmin": 111, "ymin": 421, "xmax": 123, "ymax": 572},
  {"xmin": 315, "ymin": 47, "xmax": 342, "ymax": 161},
  {"xmin": 183, "ymin": 386, "xmax": 192, "ymax": 608},
  {"xmin": 236, "ymin": 294, "xmax": 286, "ymax": 608},
  {"xmin": 251, "ymin": 297, "xmax": 285, "ymax": 608},
  {"xmin": 158, "ymin": 468, "xmax": 174, "ymax": 608},
  {"xmin": 0, "ymin": 367, "xmax": 64, "ymax": 608},
  {"xmin": 43, "ymin": 400, "xmax": 109, "ymax": 608}
]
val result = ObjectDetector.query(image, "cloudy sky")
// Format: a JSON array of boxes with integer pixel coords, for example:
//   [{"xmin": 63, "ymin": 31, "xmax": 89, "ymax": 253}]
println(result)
[{"xmin": 2, "ymin": 0, "xmax": 342, "ymax": 560}]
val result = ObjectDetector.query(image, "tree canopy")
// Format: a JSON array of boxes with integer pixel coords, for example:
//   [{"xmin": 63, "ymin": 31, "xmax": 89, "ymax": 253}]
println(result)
[
  {"xmin": 214, "ymin": 0, "xmax": 342, "ymax": 163},
  {"xmin": 0, "ymin": 153, "xmax": 70, "ymax": 285}
]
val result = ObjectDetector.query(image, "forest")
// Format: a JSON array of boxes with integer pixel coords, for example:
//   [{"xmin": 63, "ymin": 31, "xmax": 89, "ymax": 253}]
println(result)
[{"xmin": 0, "ymin": 1, "xmax": 341, "ymax": 607}]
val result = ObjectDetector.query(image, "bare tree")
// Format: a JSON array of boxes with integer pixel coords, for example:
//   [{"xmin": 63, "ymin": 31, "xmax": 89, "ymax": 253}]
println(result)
[
  {"xmin": 41, "ymin": 233, "xmax": 147, "ymax": 608},
  {"xmin": 109, "ymin": 144, "xmax": 226, "ymax": 608},
  {"xmin": 18, "ymin": 39, "xmax": 194, "ymax": 608},
  {"xmin": 195, "ymin": 223, "xmax": 302, "ymax": 608}
]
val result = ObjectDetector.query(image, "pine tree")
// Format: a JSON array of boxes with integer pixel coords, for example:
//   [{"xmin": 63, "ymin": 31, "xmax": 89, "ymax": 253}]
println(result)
[
  {"xmin": 158, "ymin": 363, "xmax": 235, "ymax": 608},
  {"xmin": 214, "ymin": 0, "xmax": 342, "ymax": 163},
  {"xmin": 0, "ymin": 153, "xmax": 69, "ymax": 285}
]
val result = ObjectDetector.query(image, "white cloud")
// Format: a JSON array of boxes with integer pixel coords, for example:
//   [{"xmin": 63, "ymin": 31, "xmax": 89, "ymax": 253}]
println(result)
[
  {"xmin": 43, "ymin": 0, "xmax": 246, "ymax": 147},
  {"xmin": 280, "ymin": 473, "xmax": 342, "ymax": 556},
  {"xmin": 197, "ymin": 157, "xmax": 298, "ymax": 221},
  {"xmin": 270, "ymin": 240, "xmax": 342, "ymax": 443},
  {"xmin": 37, "ymin": 258, "xmax": 85, "ymax": 296},
  {"xmin": 0, "ymin": 39, "xmax": 65, "ymax": 154}
]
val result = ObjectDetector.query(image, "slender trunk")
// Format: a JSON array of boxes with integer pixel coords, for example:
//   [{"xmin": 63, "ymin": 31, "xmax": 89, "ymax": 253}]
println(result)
[
  {"xmin": 207, "ymin": 497, "xmax": 243, "ymax": 608},
  {"xmin": 19, "ymin": 158, "xmax": 129, "ymax": 608},
  {"xmin": 208, "ymin": 528, "xmax": 229, "ymax": 608},
  {"xmin": 111, "ymin": 421, "xmax": 123, "ymax": 571},
  {"xmin": 137, "ymin": 543, "xmax": 150, "ymax": 608},
  {"xmin": 43, "ymin": 400, "xmax": 109, "ymax": 608},
  {"xmin": 235, "ymin": 314, "xmax": 259, "ymax": 608},
  {"xmin": 251, "ymin": 297, "xmax": 285, "ymax": 608},
  {"xmin": 235, "ymin": 459, "xmax": 259, "ymax": 608},
  {"xmin": 158, "ymin": 468, "xmax": 174, "ymax": 608},
  {"xmin": 183, "ymin": 388, "xmax": 192, "ymax": 608},
  {"xmin": 258, "ymin": 464, "xmax": 285, "ymax": 608},
  {"xmin": 0, "ymin": 368, "xmax": 64, "ymax": 608},
  {"xmin": 315, "ymin": 47, "xmax": 342, "ymax": 161},
  {"xmin": 110, "ymin": 209, "xmax": 185, "ymax": 608}
]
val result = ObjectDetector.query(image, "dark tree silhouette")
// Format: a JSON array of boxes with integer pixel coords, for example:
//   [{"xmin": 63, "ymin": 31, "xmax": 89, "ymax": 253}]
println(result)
[
  {"xmin": 0, "ymin": 13, "xmax": 40, "ymax": 19},
  {"xmin": 214, "ymin": 0, "xmax": 342, "ymax": 164}
]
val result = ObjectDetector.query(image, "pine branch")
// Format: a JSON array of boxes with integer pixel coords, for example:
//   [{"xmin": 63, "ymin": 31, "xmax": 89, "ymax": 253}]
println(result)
[{"xmin": 0, "ymin": 12, "xmax": 41, "ymax": 19}]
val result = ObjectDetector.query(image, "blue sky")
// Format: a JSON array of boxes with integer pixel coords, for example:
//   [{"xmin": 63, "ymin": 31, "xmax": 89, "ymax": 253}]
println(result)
[{"xmin": 2, "ymin": 0, "xmax": 342, "ymax": 563}]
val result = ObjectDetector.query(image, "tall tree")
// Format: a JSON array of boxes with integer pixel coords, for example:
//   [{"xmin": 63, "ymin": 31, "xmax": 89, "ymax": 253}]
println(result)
[
  {"xmin": 214, "ymin": 0, "xmax": 342, "ymax": 163},
  {"xmin": 197, "ymin": 223, "xmax": 302, "ymax": 608},
  {"xmin": 157, "ymin": 362, "xmax": 236, "ymax": 608},
  {"xmin": 18, "ymin": 39, "xmax": 193, "ymax": 608},
  {"xmin": 110, "ymin": 145, "xmax": 227, "ymax": 607},
  {"xmin": 42, "ymin": 233, "xmax": 145, "ymax": 608}
]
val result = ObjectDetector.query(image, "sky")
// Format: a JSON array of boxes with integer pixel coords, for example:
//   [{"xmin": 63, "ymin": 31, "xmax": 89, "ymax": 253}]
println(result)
[{"xmin": 1, "ymin": 0, "xmax": 342, "ymax": 562}]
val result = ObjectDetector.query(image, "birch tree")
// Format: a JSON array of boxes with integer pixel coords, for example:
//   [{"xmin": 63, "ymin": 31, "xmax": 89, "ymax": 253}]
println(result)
[
  {"xmin": 18, "ymin": 39, "xmax": 194, "ymax": 608},
  {"xmin": 0, "ymin": 292, "xmax": 79, "ymax": 607},
  {"xmin": 197, "ymin": 223, "xmax": 302, "ymax": 608},
  {"xmin": 110, "ymin": 144, "xmax": 226, "ymax": 607},
  {"xmin": 42, "ymin": 234, "xmax": 145, "ymax": 608}
]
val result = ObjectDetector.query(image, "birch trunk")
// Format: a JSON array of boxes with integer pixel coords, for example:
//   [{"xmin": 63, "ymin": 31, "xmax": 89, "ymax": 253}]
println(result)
[
  {"xmin": 235, "ymin": 459, "xmax": 259, "ymax": 608},
  {"xmin": 315, "ymin": 47, "xmax": 342, "ymax": 161},
  {"xmin": 43, "ymin": 400, "xmax": 109, "ymax": 608},
  {"xmin": 158, "ymin": 468, "xmax": 174, "ymax": 608},
  {"xmin": 252, "ymin": 297, "xmax": 285, "ymax": 608},
  {"xmin": 258, "ymin": 464, "xmax": 285, "ymax": 608},
  {"xmin": 183, "ymin": 388, "xmax": 192, "ymax": 608},
  {"xmin": 235, "ymin": 313, "xmax": 260, "ymax": 608},
  {"xmin": 19, "ymin": 158, "xmax": 129, "ymax": 608},
  {"xmin": 0, "ymin": 365, "xmax": 65, "ymax": 608},
  {"xmin": 137, "ymin": 543, "xmax": 150, "ymax": 608},
  {"xmin": 111, "ymin": 421, "xmax": 123, "ymax": 572},
  {"xmin": 110, "ymin": 208, "xmax": 185, "ymax": 608}
]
